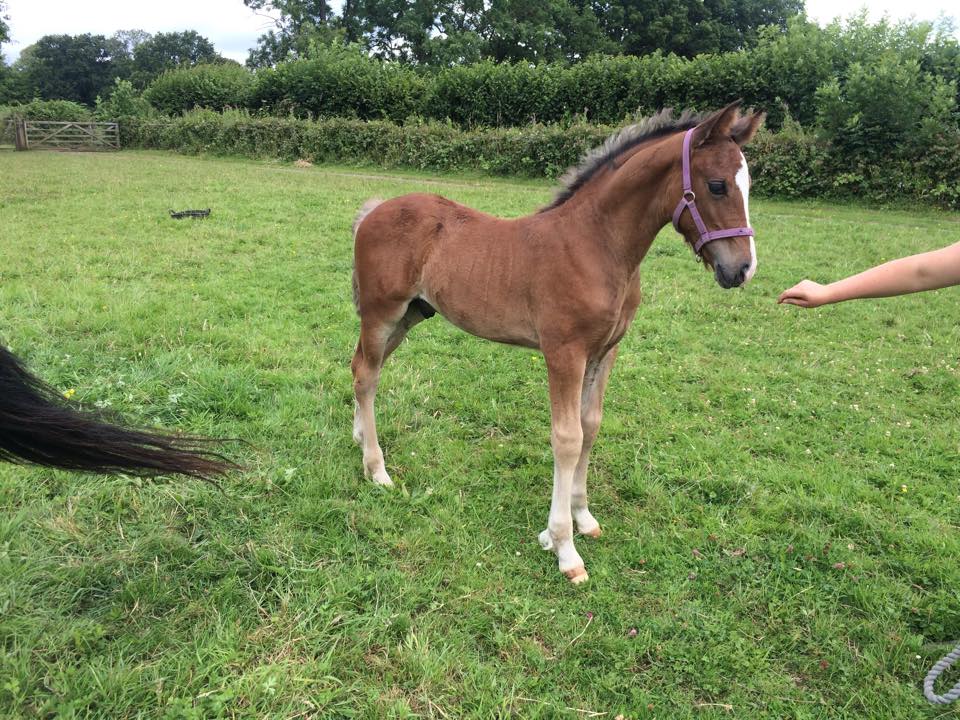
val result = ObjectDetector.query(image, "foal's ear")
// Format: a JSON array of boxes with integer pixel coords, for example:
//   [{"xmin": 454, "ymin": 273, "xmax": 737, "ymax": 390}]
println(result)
[
  {"xmin": 731, "ymin": 111, "xmax": 766, "ymax": 147},
  {"xmin": 692, "ymin": 100, "xmax": 742, "ymax": 147}
]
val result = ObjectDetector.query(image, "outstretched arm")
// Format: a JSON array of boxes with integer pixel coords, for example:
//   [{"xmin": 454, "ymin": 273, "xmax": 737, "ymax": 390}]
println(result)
[{"xmin": 779, "ymin": 241, "xmax": 960, "ymax": 308}]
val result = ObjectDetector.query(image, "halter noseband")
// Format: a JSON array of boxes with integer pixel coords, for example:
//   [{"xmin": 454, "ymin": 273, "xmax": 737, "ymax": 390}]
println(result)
[{"xmin": 671, "ymin": 128, "xmax": 754, "ymax": 256}]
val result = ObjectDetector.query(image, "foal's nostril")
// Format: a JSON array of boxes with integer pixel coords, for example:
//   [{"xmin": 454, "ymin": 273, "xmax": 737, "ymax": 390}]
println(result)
[
  {"xmin": 715, "ymin": 265, "xmax": 736, "ymax": 289},
  {"xmin": 735, "ymin": 262, "xmax": 751, "ymax": 286}
]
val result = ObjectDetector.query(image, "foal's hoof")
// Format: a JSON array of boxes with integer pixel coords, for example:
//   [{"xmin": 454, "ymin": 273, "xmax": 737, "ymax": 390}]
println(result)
[
  {"xmin": 564, "ymin": 566, "xmax": 589, "ymax": 584},
  {"xmin": 364, "ymin": 466, "xmax": 394, "ymax": 487},
  {"xmin": 372, "ymin": 470, "xmax": 394, "ymax": 487},
  {"xmin": 581, "ymin": 525, "xmax": 602, "ymax": 539}
]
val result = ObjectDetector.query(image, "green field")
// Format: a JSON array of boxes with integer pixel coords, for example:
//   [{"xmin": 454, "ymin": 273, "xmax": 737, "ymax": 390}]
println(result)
[{"xmin": 1, "ymin": 150, "xmax": 958, "ymax": 719}]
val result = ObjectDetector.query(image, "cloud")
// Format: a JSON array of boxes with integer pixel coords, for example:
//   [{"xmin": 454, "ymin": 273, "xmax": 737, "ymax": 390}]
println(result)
[
  {"xmin": 2, "ymin": 0, "xmax": 272, "ymax": 63},
  {"xmin": 805, "ymin": 0, "xmax": 958, "ymax": 30}
]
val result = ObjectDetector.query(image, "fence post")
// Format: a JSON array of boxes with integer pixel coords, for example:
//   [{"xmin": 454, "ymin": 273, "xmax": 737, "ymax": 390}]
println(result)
[{"xmin": 14, "ymin": 119, "xmax": 28, "ymax": 151}]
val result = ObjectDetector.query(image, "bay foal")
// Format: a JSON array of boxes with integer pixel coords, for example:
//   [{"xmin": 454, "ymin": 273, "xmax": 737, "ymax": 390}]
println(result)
[{"xmin": 352, "ymin": 102, "xmax": 764, "ymax": 583}]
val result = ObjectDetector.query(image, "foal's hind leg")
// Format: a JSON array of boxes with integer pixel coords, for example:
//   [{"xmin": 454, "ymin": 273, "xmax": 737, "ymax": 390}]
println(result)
[
  {"xmin": 352, "ymin": 302, "xmax": 427, "ymax": 486},
  {"xmin": 573, "ymin": 346, "xmax": 618, "ymax": 538},
  {"xmin": 352, "ymin": 318, "xmax": 398, "ymax": 487},
  {"xmin": 352, "ymin": 303, "xmax": 427, "ymax": 446}
]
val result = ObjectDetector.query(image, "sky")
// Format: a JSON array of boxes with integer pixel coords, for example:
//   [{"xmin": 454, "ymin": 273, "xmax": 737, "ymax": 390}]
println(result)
[
  {"xmin": 1, "ymin": 0, "xmax": 271, "ymax": 64},
  {"xmin": 2, "ymin": 0, "xmax": 958, "ymax": 65},
  {"xmin": 806, "ymin": 0, "xmax": 958, "ymax": 29}
]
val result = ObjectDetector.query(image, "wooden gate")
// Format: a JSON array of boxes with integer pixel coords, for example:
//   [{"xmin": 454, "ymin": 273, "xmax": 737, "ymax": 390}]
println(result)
[{"xmin": 13, "ymin": 120, "xmax": 120, "ymax": 151}]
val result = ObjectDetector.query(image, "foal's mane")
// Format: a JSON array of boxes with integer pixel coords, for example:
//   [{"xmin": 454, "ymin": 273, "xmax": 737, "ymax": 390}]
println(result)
[{"xmin": 541, "ymin": 108, "xmax": 707, "ymax": 213}]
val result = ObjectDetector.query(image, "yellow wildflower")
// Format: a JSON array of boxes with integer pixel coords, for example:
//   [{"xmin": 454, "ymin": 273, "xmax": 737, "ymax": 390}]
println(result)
[{"xmin": 63, "ymin": 388, "xmax": 76, "ymax": 399}]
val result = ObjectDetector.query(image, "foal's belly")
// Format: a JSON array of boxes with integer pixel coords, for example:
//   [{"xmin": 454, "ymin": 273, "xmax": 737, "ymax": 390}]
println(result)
[
  {"xmin": 420, "ymin": 286, "xmax": 541, "ymax": 349},
  {"xmin": 418, "ymin": 251, "xmax": 541, "ymax": 349}
]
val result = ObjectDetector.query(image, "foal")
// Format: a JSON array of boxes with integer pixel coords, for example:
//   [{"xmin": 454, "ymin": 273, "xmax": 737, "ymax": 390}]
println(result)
[{"xmin": 352, "ymin": 102, "xmax": 764, "ymax": 583}]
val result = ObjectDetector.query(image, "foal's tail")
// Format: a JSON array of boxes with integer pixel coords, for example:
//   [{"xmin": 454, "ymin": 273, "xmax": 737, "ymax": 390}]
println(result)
[
  {"xmin": 0, "ymin": 345, "xmax": 236, "ymax": 480},
  {"xmin": 352, "ymin": 198, "xmax": 384, "ymax": 314}
]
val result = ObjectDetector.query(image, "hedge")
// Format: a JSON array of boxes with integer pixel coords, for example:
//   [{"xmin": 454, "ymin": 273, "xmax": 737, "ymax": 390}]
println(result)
[
  {"xmin": 133, "ymin": 18, "xmax": 959, "ymax": 201},
  {"xmin": 238, "ymin": 46, "xmax": 826, "ymax": 129},
  {"xmin": 0, "ymin": 98, "xmax": 91, "ymax": 122},
  {"xmin": 250, "ymin": 48, "xmax": 427, "ymax": 123},
  {"xmin": 141, "ymin": 18, "xmax": 958, "ymax": 137},
  {"xmin": 121, "ymin": 111, "xmax": 608, "ymax": 178},
  {"xmin": 120, "ymin": 111, "xmax": 960, "ymax": 210},
  {"xmin": 0, "ymin": 99, "xmax": 93, "ymax": 145},
  {"xmin": 143, "ymin": 63, "xmax": 255, "ymax": 116}
]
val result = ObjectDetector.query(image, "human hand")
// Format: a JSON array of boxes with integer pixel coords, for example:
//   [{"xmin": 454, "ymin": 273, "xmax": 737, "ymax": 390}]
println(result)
[{"xmin": 778, "ymin": 280, "xmax": 832, "ymax": 308}]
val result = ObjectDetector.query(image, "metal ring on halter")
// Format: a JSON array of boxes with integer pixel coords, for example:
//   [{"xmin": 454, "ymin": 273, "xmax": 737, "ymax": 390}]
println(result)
[{"xmin": 683, "ymin": 190, "xmax": 696, "ymax": 203}]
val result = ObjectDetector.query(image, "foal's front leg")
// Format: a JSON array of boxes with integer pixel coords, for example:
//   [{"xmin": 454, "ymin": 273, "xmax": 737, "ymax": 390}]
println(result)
[
  {"xmin": 573, "ymin": 346, "xmax": 618, "ymax": 538},
  {"xmin": 538, "ymin": 348, "xmax": 589, "ymax": 584}
]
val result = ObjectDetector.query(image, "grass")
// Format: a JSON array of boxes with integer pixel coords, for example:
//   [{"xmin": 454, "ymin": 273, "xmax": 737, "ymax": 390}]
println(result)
[{"xmin": 1, "ymin": 149, "xmax": 959, "ymax": 719}]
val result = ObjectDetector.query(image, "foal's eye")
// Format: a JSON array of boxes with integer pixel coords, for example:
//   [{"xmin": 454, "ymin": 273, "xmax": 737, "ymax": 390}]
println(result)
[{"xmin": 707, "ymin": 180, "xmax": 727, "ymax": 196}]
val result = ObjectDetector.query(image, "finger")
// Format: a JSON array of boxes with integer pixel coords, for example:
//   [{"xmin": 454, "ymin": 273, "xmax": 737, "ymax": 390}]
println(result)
[{"xmin": 779, "ymin": 297, "xmax": 809, "ymax": 307}]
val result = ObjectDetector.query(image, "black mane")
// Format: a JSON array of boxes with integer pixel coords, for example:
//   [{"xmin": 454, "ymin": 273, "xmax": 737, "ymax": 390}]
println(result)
[{"xmin": 541, "ymin": 109, "xmax": 706, "ymax": 212}]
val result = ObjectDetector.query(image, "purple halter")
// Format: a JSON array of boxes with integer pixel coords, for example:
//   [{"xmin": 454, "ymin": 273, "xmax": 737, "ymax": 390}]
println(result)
[{"xmin": 671, "ymin": 128, "xmax": 754, "ymax": 255}]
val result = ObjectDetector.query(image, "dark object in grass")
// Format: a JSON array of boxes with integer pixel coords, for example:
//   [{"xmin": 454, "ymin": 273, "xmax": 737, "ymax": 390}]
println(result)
[
  {"xmin": 169, "ymin": 208, "xmax": 211, "ymax": 219},
  {"xmin": 0, "ymin": 344, "xmax": 236, "ymax": 481}
]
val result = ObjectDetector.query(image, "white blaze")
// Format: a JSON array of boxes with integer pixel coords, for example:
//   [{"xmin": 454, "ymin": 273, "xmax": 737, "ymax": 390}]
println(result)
[{"xmin": 737, "ymin": 152, "xmax": 757, "ymax": 283}]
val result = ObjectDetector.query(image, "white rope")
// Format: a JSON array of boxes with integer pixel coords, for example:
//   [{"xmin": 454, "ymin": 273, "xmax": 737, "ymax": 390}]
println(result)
[{"xmin": 924, "ymin": 641, "xmax": 960, "ymax": 705}]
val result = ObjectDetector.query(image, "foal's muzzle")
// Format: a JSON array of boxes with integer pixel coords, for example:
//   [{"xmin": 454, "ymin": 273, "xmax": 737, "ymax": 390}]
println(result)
[{"xmin": 715, "ymin": 262, "xmax": 751, "ymax": 289}]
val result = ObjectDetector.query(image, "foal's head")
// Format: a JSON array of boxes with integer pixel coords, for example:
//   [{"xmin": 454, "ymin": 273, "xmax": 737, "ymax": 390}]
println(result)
[{"xmin": 672, "ymin": 103, "xmax": 765, "ymax": 289}]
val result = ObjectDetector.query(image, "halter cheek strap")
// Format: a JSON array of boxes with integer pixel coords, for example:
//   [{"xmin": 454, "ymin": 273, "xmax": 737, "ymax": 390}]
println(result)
[{"xmin": 671, "ymin": 128, "xmax": 754, "ymax": 255}]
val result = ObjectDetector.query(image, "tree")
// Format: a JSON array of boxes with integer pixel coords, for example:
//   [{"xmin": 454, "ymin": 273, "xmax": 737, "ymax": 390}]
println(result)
[
  {"xmin": 104, "ymin": 30, "xmax": 151, "ymax": 83},
  {"xmin": 336, "ymin": 0, "xmax": 801, "ymax": 65},
  {"xmin": 131, "ymin": 31, "xmax": 222, "ymax": 88},
  {"xmin": 0, "ymin": 0, "xmax": 9, "ymax": 47},
  {"xmin": 244, "ymin": 0, "xmax": 338, "ymax": 67},
  {"xmin": 0, "ymin": 1, "xmax": 12, "ymax": 102},
  {"xmin": 589, "ymin": 0, "xmax": 804, "ymax": 58},
  {"xmin": 341, "ymin": 0, "xmax": 481, "ymax": 65},
  {"xmin": 481, "ymin": 0, "xmax": 612, "ymax": 63},
  {"xmin": 341, "ymin": 0, "xmax": 611, "ymax": 65},
  {"xmin": 15, "ymin": 34, "xmax": 121, "ymax": 106},
  {"xmin": 112, "ymin": 29, "xmax": 152, "ymax": 57},
  {"xmin": 95, "ymin": 77, "xmax": 153, "ymax": 119}
]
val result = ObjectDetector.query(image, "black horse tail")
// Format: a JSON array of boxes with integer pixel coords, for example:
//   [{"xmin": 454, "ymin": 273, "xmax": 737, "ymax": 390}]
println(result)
[{"xmin": 0, "ymin": 345, "xmax": 236, "ymax": 480}]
